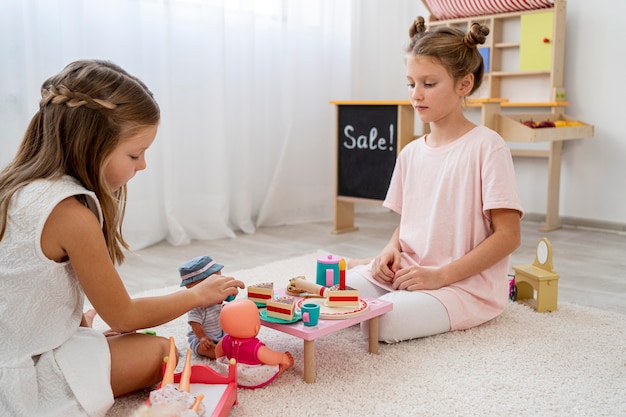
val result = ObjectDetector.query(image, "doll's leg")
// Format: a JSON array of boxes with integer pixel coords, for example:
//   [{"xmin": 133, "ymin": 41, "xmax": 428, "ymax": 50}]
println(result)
[{"xmin": 107, "ymin": 333, "xmax": 172, "ymax": 397}]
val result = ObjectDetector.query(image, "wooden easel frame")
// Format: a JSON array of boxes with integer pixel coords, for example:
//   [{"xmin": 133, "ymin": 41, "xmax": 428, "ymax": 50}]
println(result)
[{"xmin": 330, "ymin": 101, "xmax": 415, "ymax": 233}]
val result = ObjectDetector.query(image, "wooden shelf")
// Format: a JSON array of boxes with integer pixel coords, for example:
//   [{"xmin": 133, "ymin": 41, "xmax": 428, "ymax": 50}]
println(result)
[
  {"xmin": 494, "ymin": 42, "xmax": 520, "ymax": 49},
  {"xmin": 511, "ymin": 149, "xmax": 550, "ymax": 158},
  {"xmin": 329, "ymin": 100, "xmax": 411, "ymax": 105},
  {"xmin": 496, "ymin": 113, "xmax": 594, "ymax": 143},
  {"xmin": 489, "ymin": 70, "xmax": 551, "ymax": 77},
  {"xmin": 465, "ymin": 99, "xmax": 569, "ymax": 108},
  {"xmin": 422, "ymin": 0, "xmax": 595, "ymax": 232}
]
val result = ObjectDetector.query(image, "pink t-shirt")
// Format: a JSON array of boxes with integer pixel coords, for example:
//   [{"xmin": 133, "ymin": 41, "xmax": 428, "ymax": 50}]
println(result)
[{"xmin": 383, "ymin": 126, "xmax": 524, "ymax": 330}]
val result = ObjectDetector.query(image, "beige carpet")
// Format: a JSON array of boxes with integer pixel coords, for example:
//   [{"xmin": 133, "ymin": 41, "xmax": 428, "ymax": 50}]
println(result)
[{"xmin": 100, "ymin": 252, "xmax": 626, "ymax": 417}]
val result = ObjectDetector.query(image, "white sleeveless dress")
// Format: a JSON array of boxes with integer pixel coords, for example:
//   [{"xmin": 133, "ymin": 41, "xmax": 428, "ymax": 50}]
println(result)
[{"xmin": 0, "ymin": 176, "xmax": 113, "ymax": 416}]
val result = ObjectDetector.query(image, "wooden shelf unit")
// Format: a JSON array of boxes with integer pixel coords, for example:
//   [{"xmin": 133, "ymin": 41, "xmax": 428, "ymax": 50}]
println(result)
[{"xmin": 424, "ymin": 0, "xmax": 594, "ymax": 231}]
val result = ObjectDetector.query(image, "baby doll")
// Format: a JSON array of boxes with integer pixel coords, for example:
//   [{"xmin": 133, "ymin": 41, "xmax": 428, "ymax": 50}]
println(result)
[
  {"xmin": 215, "ymin": 298, "xmax": 294, "ymax": 388},
  {"xmin": 180, "ymin": 255, "xmax": 233, "ymax": 359}
]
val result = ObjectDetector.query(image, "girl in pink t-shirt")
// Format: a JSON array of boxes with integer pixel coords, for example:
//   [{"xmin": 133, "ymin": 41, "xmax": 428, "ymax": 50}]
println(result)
[{"xmin": 347, "ymin": 17, "xmax": 523, "ymax": 343}]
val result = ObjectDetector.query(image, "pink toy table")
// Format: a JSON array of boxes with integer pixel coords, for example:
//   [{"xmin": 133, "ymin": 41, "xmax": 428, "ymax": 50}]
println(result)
[{"xmin": 261, "ymin": 293, "xmax": 393, "ymax": 383}]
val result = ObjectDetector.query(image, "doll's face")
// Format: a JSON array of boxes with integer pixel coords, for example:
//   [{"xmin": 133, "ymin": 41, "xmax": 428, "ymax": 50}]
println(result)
[{"xmin": 220, "ymin": 299, "xmax": 261, "ymax": 338}]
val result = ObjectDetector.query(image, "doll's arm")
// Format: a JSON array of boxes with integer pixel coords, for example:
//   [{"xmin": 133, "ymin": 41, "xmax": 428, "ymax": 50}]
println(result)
[
  {"xmin": 189, "ymin": 321, "xmax": 212, "ymax": 346},
  {"xmin": 215, "ymin": 339, "xmax": 225, "ymax": 358}
]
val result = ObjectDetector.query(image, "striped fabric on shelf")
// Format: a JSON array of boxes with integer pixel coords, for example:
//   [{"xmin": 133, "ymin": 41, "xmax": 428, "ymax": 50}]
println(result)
[{"xmin": 424, "ymin": 0, "xmax": 553, "ymax": 20}]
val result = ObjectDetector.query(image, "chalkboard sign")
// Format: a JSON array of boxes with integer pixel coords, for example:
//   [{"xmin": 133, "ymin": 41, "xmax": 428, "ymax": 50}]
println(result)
[{"xmin": 337, "ymin": 105, "xmax": 398, "ymax": 200}]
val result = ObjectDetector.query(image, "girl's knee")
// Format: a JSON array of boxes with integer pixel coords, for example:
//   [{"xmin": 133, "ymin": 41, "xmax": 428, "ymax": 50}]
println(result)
[
  {"xmin": 109, "ymin": 333, "xmax": 177, "ymax": 396},
  {"xmin": 156, "ymin": 335, "xmax": 176, "ymax": 364},
  {"xmin": 157, "ymin": 335, "xmax": 174, "ymax": 356},
  {"xmin": 140, "ymin": 334, "xmax": 176, "ymax": 384}
]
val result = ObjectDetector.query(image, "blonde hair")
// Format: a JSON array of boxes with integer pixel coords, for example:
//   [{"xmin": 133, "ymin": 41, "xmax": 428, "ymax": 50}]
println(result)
[
  {"xmin": 0, "ymin": 60, "xmax": 160, "ymax": 264},
  {"xmin": 406, "ymin": 16, "xmax": 489, "ymax": 95}
]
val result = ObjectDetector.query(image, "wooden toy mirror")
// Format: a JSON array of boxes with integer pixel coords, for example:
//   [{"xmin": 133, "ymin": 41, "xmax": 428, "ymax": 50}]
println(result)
[{"xmin": 534, "ymin": 237, "xmax": 555, "ymax": 272}]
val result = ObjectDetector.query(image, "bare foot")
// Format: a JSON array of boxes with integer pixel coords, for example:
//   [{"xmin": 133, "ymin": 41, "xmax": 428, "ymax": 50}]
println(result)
[
  {"xmin": 82, "ymin": 309, "xmax": 97, "ymax": 327},
  {"xmin": 278, "ymin": 351, "xmax": 294, "ymax": 374},
  {"xmin": 347, "ymin": 258, "xmax": 372, "ymax": 269}
]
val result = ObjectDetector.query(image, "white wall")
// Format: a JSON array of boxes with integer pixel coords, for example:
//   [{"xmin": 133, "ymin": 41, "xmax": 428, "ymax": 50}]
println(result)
[
  {"xmin": 351, "ymin": 0, "xmax": 626, "ymax": 228},
  {"xmin": 2, "ymin": 0, "xmax": 623, "ymax": 236}
]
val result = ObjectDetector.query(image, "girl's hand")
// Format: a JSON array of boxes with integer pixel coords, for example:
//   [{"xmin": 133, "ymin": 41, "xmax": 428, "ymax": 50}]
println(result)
[
  {"xmin": 194, "ymin": 275, "xmax": 245, "ymax": 307},
  {"xmin": 392, "ymin": 265, "xmax": 444, "ymax": 291},
  {"xmin": 371, "ymin": 250, "xmax": 401, "ymax": 285}
]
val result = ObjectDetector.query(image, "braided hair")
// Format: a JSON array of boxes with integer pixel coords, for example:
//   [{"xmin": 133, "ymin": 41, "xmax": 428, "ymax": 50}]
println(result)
[
  {"xmin": 0, "ymin": 60, "xmax": 160, "ymax": 264},
  {"xmin": 406, "ymin": 16, "xmax": 489, "ymax": 95}
]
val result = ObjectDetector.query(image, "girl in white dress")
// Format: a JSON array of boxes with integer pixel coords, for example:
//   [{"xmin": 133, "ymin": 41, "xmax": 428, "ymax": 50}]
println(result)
[{"xmin": 0, "ymin": 60, "xmax": 245, "ymax": 416}]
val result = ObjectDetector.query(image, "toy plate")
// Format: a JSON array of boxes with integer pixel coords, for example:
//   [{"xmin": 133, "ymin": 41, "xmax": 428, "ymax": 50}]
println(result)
[
  {"xmin": 296, "ymin": 297, "xmax": 369, "ymax": 320},
  {"xmin": 260, "ymin": 309, "xmax": 302, "ymax": 324}
]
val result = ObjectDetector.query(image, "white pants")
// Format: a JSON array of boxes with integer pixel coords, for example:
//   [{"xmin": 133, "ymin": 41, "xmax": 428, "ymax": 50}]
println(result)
[{"xmin": 347, "ymin": 265, "xmax": 451, "ymax": 343}]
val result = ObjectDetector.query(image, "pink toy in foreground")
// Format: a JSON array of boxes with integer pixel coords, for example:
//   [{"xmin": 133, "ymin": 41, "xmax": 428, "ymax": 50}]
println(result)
[
  {"xmin": 146, "ymin": 337, "xmax": 205, "ymax": 416},
  {"xmin": 215, "ymin": 298, "xmax": 294, "ymax": 388},
  {"xmin": 140, "ymin": 336, "xmax": 239, "ymax": 417}
]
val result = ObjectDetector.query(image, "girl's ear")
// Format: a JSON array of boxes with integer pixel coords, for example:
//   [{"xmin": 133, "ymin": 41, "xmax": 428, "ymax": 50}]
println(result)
[{"xmin": 457, "ymin": 73, "xmax": 474, "ymax": 97}]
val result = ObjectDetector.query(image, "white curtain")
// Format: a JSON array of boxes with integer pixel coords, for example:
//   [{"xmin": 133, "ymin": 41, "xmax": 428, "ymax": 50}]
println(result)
[{"xmin": 0, "ymin": 0, "xmax": 353, "ymax": 249}]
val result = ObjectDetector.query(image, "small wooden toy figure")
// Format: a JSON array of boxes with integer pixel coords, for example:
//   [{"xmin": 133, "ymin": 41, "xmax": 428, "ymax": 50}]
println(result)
[
  {"xmin": 512, "ymin": 237, "xmax": 560, "ymax": 312},
  {"xmin": 215, "ymin": 298, "xmax": 294, "ymax": 388}
]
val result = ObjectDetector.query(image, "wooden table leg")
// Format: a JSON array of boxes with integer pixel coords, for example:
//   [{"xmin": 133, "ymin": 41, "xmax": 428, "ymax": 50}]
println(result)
[
  {"xmin": 541, "ymin": 140, "xmax": 563, "ymax": 232},
  {"xmin": 368, "ymin": 317, "xmax": 379, "ymax": 354},
  {"xmin": 303, "ymin": 340, "xmax": 316, "ymax": 383}
]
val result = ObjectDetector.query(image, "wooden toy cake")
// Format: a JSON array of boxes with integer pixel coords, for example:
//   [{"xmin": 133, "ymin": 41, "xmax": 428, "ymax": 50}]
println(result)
[
  {"xmin": 247, "ymin": 282, "xmax": 274, "ymax": 305},
  {"xmin": 326, "ymin": 285, "xmax": 360, "ymax": 307},
  {"xmin": 265, "ymin": 296, "xmax": 296, "ymax": 321}
]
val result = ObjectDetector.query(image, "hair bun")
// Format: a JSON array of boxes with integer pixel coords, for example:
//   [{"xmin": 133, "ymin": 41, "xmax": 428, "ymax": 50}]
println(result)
[
  {"xmin": 409, "ymin": 16, "xmax": 426, "ymax": 39},
  {"xmin": 463, "ymin": 22, "xmax": 490, "ymax": 48}
]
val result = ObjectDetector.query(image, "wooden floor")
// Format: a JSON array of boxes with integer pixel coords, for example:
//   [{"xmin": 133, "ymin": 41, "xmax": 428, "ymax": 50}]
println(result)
[{"xmin": 118, "ymin": 211, "xmax": 626, "ymax": 315}]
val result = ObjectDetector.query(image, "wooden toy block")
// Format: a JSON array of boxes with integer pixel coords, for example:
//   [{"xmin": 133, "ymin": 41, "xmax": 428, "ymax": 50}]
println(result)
[{"xmin": 512, "ymin": 237, "xmax": 559, "ymax": 312}]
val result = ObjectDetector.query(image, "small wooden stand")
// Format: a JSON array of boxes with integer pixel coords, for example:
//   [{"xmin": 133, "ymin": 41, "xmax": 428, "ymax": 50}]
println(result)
[{"xmin": 512, "ymin": 237, "xmax": 559, "ymax": 312}]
